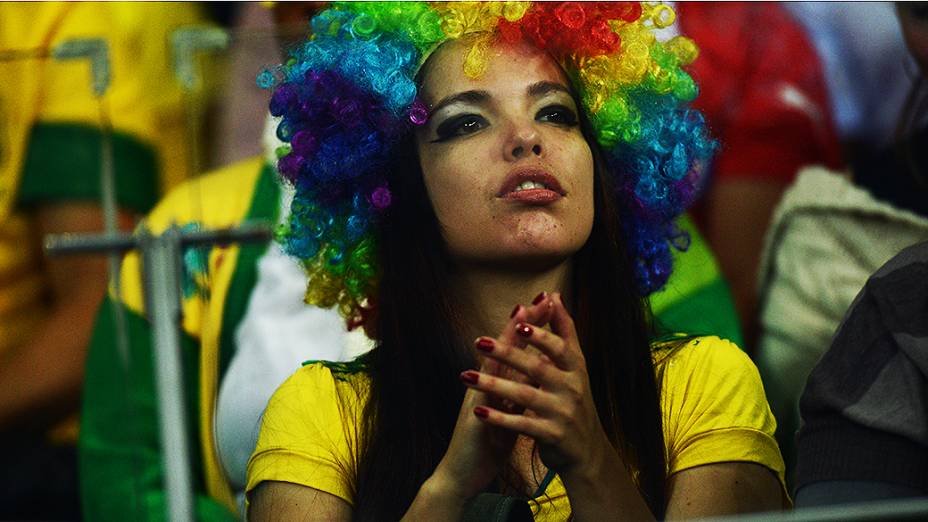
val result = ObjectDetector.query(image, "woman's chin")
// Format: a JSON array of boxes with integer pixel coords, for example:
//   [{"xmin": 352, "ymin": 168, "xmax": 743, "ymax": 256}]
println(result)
[{"xmin": 452, "ymin": 239, "xmax": 581, "ymax": 273}]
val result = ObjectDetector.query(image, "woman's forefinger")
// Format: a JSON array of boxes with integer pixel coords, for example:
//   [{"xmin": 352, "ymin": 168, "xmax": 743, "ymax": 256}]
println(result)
[
  {"xmin": 514, "ymin": 322, "xmax": 576, "ymax": 371},
  {"xmin": 548, "ymin": 292, "xmax": 579, "ymax": 344},
  {"xmin": 504, "ymin": 292, "xmax": 555, "ymax": 344}
]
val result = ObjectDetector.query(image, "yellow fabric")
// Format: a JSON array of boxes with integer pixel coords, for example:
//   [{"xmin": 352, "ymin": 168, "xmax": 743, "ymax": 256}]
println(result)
[
  {"xmin": 114, "ymin": 156, "xmax": 264, "ymax": 319},
  {"xmin": 246, "ymin": 336, "xmax": 786, "ymax": 518},
  {"xmin": 0, "ymin": 2, "xmax": 211, "ymax": 355},
  {"xmin": 0, "ymin": 2, "xmax": 210, "ymax": 444},
  {"xmin": 0, "ymin": 2, "xmax": 210, "ymax": 209},
  {"xmin": 112, "ymin": 156, "xmax": 266, "ymax": 515}
]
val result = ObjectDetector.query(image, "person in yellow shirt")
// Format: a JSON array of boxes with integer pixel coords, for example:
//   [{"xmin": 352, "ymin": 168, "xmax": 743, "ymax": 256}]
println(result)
[
  {"xmin": 0, "ymin": 3, "xmax": 209, "ymax": 518},
  {"xmin": 246, "ymin": 3, "xmax": 786, "ymax": 520},
  {"xmin": 252, "ymin": 335, "xmax": 782, "ymax": 521}
]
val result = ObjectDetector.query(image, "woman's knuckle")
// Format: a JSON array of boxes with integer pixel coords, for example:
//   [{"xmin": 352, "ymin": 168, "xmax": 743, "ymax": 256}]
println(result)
[
  {"xmin": 517, "ymin": 386, "xmax": 536, "ymax": 406},
  {"xmin": 565, "ymin": 381, "xmax": 583, "ymax": 401},
  {"xmin": 528, "ymin": 357, "xmax": 548, "ymax": 377}
]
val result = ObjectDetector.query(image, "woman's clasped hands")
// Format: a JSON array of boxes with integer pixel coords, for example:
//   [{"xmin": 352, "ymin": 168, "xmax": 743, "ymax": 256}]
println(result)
[{"xmin": 428, "ymin": 291, "xmax": 617, "ymax": 505}]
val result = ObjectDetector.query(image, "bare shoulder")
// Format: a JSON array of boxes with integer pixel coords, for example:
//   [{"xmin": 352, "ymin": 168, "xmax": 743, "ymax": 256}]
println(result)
[{"xmin": 249, "ymin": 481, "xmax": 352, "ymax": 521}]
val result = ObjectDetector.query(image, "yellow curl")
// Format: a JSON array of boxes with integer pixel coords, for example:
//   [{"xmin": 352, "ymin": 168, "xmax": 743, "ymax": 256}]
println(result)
[
  {"xmin": 502, "ymin": 1, "xmax": 530, "ymax": 22},
  {"xmin": 648, "ymin": 3, "xmax": 676, "ymax": 29},
  {"xmin": 463, "ymin": 35, "xmax": 492, "ymax": 78},
  {"xmin": 304, "ymin": 262, "xmax": 342, "ymax": 307},
  {"xmin": 433, "ymin": 1, "xmax": 510, "ymax": 38},
  {"xmin": 665, "ymin": 35, "xmax": 698, "ymax": 66}
]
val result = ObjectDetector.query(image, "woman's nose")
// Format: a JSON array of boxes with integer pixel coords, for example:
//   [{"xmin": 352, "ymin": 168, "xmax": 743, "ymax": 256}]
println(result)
[
  {"xmin": 511, "ymin": 143, "xmax": 543, "ymax": 158},
  {"xmin": 505, "ymin": 126, "xmax": 543, "ymax": 161}
]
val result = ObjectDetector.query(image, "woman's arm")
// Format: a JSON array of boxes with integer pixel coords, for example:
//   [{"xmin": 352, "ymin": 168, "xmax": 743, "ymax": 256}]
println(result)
[
  {"xmin": 248, "ymin": 475, "xmax": 469, "ymax": 521},
  {"xmin": 249, "ymin": 481, "xmax": 352, "ymax": 521},
  {"xmin": 665, "ymin": 462, "xmax": 784, "ymax": 519},
  {"xmin": 556, "ymin": 456, "xmax": 783, "ymax": 521}
]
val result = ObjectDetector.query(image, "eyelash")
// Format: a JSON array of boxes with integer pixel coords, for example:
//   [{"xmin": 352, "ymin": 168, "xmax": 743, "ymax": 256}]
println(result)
[
  {"xmin": 433, "ymin": 114, "xmax": 487, "ymax": 142},
  {"xmin": 431, "ymin": 104, "xmax": 580, "ymax": 143},
  {"xmin": 537, "ymin": 104, "xmax": 579, "ymax": 126}
]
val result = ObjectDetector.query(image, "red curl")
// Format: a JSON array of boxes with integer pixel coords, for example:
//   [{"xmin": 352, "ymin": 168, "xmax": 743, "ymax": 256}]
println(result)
[
  {"xmin": 555, "ymin": 3, "xmax": 586, "ymax": 30},
  {"xmin": 596, "ymin": 2, "xmax": 642, "ymax": 23},
  {"xmin": 497, "ymin": 2, "xmax": 627, "ymax": 59}
]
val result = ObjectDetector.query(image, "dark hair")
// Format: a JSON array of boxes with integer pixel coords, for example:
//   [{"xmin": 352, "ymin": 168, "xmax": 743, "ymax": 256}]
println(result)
[{"xmin": 343, "ymin": 76, "xmax": 667, "ymax": 519}]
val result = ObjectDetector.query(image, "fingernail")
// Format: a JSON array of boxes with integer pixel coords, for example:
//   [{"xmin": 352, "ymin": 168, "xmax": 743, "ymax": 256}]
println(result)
[
  {"xmin": 475, "ymin": 338, "xmax": 494, "ymax": 353},
  {"xmin": 474, "ymin": 406, "xmax": 490, "ymax": 419},
  {"xmin": 460, "ymin": 370, "xmax": 479, "ymax": 385},
  {"xmin": 532, "ymin": 291, "xmax": 546, "ymax": 305},
  {"xmin": 510, "ymin": 304, "xmax": 522, "ymax": 318},
  {"xmin": 516, "ymin": 323, "xmax": 533, "ymax": 337}
]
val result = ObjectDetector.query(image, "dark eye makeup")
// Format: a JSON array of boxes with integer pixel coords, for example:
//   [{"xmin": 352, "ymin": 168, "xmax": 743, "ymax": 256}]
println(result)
[
  {"xmin": 536, "ymin": 104, "xmax": 579, "ymax": 126},
  {"xmin": 432, "ymin": 114, "xmax": 489, "ymax": 142},
  {"xmin": 430, "ymin": 103, "xmax": 579, "ymax": 143}
]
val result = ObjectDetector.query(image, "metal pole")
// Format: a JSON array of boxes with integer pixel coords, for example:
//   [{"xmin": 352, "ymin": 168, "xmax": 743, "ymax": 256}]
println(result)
[
  {"xmin": 140, "ymin": 226, "xmax": 194, "ymax": 522},
  {"xmin": 694, "ymin": 498, "xmax": 928, "ymax": 522},
  {"xmin": 172, "ymin": 26, "xmax": 231, "ymax": 179},
  {"xmin": 51, "ymin": 38, "xmax": 134, "ymax": 371}
]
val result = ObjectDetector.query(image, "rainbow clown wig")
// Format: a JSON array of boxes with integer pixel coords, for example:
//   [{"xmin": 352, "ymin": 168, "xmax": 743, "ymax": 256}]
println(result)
[{"xmin": 259, "ymin": 1, "xmax": 716, "ymax": 329}]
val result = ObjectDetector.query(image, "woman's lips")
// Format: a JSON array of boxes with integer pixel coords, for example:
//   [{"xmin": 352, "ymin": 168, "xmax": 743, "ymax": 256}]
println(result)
[
  {"xmin": 500, "ymin": 188, "xmax": 563, "ymax": 204},
  {"xmin": 497, "ymin": 168, "xmax": 565, "ymax": 205}
]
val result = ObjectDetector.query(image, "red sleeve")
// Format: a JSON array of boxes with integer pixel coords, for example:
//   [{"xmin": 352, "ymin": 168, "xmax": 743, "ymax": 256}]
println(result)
[{"xmin": 678, "ymin": 2, "xmax": 844, "ymax": 184}]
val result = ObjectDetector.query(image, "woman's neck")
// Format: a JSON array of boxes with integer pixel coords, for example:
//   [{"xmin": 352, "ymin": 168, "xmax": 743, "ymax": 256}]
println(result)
[{"xmin": 451, "ymin": 259, "xmax": 572, "ymax": 343}]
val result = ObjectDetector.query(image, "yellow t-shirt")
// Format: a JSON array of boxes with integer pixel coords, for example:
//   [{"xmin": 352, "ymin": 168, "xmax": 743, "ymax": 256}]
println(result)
[{"xmin": 246, "ymin": 337, "xmax": 785, "ymax": 519}]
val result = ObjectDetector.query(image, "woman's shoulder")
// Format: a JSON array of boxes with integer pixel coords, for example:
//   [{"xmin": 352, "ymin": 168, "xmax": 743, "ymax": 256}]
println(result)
[
  {"xmin": 653, "ymin": 335, "xmax": 775, "ymax": 436},
  {"xmin": 255, "ymin": 360, "xmax": 370, "ymax": 455},
  {"xmin": 652, "ymin": 335, "xmax": 766, "ymax": 402},
  {"xmin": 652, "ymin": 335, "xmax": 751, "ymax": 374},
  {"xmin": 248, "ymin": 360, "xmax": 367, "ymax": 503},
  {"xmin": 285, "ymin": 358, "xmax": 370, "ymax": 391},
  {"xmin": 652, "ymin": 336, "xmax": 786, "ymax": 489},
  {"xmin": 267, "ymin": 359, "xmax": 371, "ymax": 413}
]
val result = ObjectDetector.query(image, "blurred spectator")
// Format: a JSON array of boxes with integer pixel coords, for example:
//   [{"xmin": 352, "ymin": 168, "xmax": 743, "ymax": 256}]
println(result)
[
  {"xmin": 756, "ymin": 1, "xmax": 928, "ymax": 488},
  {"xmin": 785, "ymin": 2, "xmax": 915, "ymax": 156},
  {"xmin": 755, "ymin": 167, "xmax": 928, "ymax": 485},
  {"xmin": 676, "ymin": 2, "xmax": 845, "ymax": 351},
  {"xmin": 209, "ymin": 3, "xmax": 279, "ymax": 169},
  {"xmin": 0, "ymin": 3, "xmax": 210, "ymax": 519},
  {"xmin": 795, "ymin": 240, "xmax": 928, "ymax": 506}
]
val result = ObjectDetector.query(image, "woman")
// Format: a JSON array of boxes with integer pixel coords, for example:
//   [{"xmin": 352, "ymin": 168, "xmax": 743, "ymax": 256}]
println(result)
[{"xmin": 247, "ymin": 3, "xmax": 785, "ymax": 520}]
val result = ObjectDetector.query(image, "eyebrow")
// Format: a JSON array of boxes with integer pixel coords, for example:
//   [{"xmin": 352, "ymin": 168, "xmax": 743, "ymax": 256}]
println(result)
[
  {"xmin": 527, "ymin": 81, "xmax": 572, "ymax": 99},
  {"xmin": 429, "ymin": 81, "xmax": 572, "ymax": 116},
  {"xmin": 430, "ymin": 90, "xmax": 490, "ymax": 115}
]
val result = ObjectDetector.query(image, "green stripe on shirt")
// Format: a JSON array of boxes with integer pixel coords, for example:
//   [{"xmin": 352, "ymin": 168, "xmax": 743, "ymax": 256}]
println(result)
[{"xmin": 18, "ymin": 122, "xmax": 159, "ymax": 214}]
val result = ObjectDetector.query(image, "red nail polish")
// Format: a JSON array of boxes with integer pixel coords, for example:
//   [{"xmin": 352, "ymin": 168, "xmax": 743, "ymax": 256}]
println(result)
[
  {"xmin": 516, "ymin": 323, "xmax": 533, "ymax": 337},
  {"xmin": 475, "ymin": 338, "xmax": 494, "ymax": 353},
  {"xmin": 460, "ymin": 371, "xmax": 479, "ymax": 385},
  {"xmin": 532, "ymin": 291, "xmax": 546, "ymax": 305},
  {"xmin": 510, "ymin": 304, "xmax": 521, "ymax": 318},
  {"xmin": 474, "ymin": 406, "xmax": 490, "ymax": 419}
]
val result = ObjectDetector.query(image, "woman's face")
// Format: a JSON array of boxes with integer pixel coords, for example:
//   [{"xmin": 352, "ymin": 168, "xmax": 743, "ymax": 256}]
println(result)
[{"xmin": 415, "ymin": 40, "xmax": 595, "ymax": 270}]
